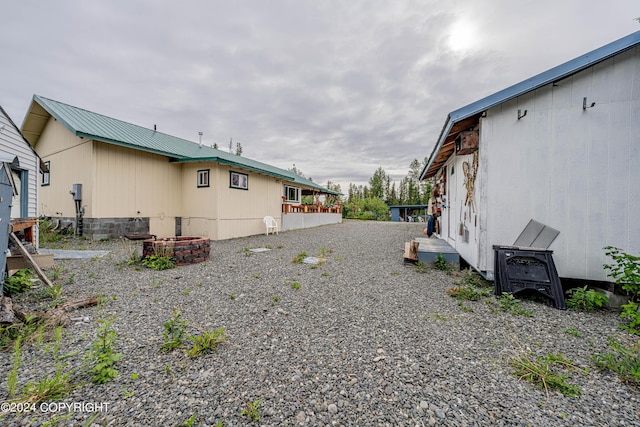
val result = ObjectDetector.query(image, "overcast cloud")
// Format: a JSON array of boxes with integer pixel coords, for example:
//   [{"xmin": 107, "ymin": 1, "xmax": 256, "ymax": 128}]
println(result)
[{"xmin": 1, "ymin": 1, "xmax": 638, "ymax": 191}]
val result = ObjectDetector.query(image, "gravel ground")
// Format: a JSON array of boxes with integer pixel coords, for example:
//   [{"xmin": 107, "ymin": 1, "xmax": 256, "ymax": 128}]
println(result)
[{"xmin": 1, "ymin": 220, "xmax": 638, "ymax": 426}]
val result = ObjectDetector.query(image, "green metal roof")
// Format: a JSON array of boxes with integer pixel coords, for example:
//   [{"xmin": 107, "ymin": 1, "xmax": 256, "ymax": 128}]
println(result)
[{"xmin": 31, "ymin": 95, "xmax": 339, "ymax": 195}]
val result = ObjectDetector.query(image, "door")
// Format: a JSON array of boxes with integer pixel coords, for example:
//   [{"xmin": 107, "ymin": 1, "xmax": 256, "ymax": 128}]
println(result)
[{"xmin": 447, "ymin": 163, "xmax": 457, "ymax": 242}]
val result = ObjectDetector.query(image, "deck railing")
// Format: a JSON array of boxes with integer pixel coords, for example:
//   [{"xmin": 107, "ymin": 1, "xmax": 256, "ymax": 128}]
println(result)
[{"xmin": 282, "ymin": 203, "xmax": 342, "ymax": 214}]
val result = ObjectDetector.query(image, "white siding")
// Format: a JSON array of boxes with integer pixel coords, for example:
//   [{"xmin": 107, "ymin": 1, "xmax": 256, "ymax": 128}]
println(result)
[
  {"xmin": 476, "ymin": 46, "xmax": 640, "ymax": 282},
  {"xmin": 0, "ymin": 108, "xmax": 39, "ymax": 218}
]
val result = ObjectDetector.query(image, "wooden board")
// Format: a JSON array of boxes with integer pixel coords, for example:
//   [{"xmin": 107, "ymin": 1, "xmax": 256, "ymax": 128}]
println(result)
[
  {"xmin": 9, "ymin": 233, "xmax": 54, "ymax": 287},
  {"xmin": 403, "ymin": 241, "xmax": 419, "ymax": 262},
  {"xmin": 7, "ymin": 254, "xmax": 55, "ymax": 271}
]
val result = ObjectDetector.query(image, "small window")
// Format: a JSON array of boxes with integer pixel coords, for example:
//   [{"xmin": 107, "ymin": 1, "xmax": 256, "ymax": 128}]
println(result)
[
  {"xmin": 197, "ymin": 169, "xmax": 210, "ymax": 188},
  {"xmin": 284, "ymin": 185, "xmax": 300, "ymax": 203},
  {"xmin": 42, "ymin": 161, "xmax": 50, "ymax": 186},
  {"xmin": 229, "ymin": 171, "xmax": 248, "ymax": 190}
]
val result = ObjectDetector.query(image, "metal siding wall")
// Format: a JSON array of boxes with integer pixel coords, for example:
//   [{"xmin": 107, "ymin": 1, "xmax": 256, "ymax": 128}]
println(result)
[
  {"xmin": 35, "ymin": 118, "xmax": 93, "ymax": 218},
  {"xmin": 216, "ymin": 166, "xmax": 281, "ymax": 239},
  {"xmin": 93, "ymin": 144, "xmax": 182, "ymax": 223},
  {"xmin": 480, "ymin": 46, "xmax": 640, "ymax": 281},
  {"xmin": 179, "ymin": 162, "xmax": 218, "ymax": 239}
]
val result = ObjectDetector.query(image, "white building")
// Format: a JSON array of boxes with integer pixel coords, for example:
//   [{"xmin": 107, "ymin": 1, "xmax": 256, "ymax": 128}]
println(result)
[
  {"xmin": 0, "ymin": 105, "xmax": 42, "ymax": 219},
  {"xmin": 420, "ymin": 31, "xmax": 640, "ymax": 283}
]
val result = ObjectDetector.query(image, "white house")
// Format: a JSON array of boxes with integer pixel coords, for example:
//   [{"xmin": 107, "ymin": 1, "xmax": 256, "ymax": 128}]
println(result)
[
  {"xmin": 0, "ymin": 105, "xmax": 42, "ymax": 220},
  {"xmin": 420, "ymin": 31, "xmax": 640, "ymax": 283}
]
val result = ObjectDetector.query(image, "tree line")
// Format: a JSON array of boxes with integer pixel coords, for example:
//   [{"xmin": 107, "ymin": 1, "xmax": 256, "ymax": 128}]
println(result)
[{"xmin": 343, "ymin": 158, "xmax": 433, "ymax": 220}]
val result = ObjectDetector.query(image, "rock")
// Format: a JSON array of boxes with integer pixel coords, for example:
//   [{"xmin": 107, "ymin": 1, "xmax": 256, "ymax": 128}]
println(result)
[
  {"xmin": 0, "ymin": 296, "xmax": 17, "ymax": 324},
  {"xmin": 327, "ymin": 404, "xmax": 338, "ymax": 414},
  {"xmin": 296, "ymin": 411, "xmax": 306, "ymax": 423}
]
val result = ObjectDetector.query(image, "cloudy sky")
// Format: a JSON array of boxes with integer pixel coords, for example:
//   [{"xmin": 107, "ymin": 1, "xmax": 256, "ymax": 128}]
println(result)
[{"xmin": 1, "ymin": 1, "xmax": 638, "ymax": 191}]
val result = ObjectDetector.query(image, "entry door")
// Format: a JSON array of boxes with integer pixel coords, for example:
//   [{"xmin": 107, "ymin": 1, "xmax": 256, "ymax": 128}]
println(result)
[
  {"xmin": 10, "ymin": 169, "xmax": 20, "ymax": 218},
  {"xmin": 10, "ymin": 169, "xmax": 27, "ymax": 218}
]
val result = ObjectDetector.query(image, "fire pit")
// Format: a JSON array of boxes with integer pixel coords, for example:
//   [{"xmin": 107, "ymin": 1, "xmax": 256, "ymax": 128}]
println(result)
[{"xmin": 143, "ymin": 236, "xmax": 211, "ymax": 266}]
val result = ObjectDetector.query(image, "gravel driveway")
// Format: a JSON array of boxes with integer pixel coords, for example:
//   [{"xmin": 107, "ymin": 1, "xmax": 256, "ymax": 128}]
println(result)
[{"xmin": 2, "ymin": 220, "xmax": 638, "ymax": 426}]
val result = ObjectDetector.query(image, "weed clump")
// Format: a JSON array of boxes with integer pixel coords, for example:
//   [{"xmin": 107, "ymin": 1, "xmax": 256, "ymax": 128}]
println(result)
[
  {"xmin": 3, "ymin": 269, "xmax": 35, "ymax": 295},
  {"xmin": 240, "ymin": 398, "xmax": 262, "ymax": 422},
  {"xmin": 162, "ymin": 310, "xmax": 189, "ymax": 352},
  {"xmin": 446, "ymin": 269, "xmax": 492, "ymax": 302},
  {"xmin": 292, "ymin": 252, "xmax": 307, "ymax": 264},
  {"xmin": 142, "ymin": 254, "xmax": 176, "ymax": 270},
  {"xmin": 508, "ymin": 353, "xmax": 586, "ymax": 397},
  {"xmin": 85, "ymin": 318, "xmax": 123, "ymax": 384},
  {"xmin": 566, "ymin": 286, "xmax": 609, "ymax": 311},
  {"xmin": 497, "ymin": 293, "xmax": 534, "ymax": 317},
  {"xmin": 592, "ymin": 337, "xmax": 640, "ymax": 385},
  {"xmin": 186, "ymin": 327, "xmax": 227, "ymax": 358},
  {"xmin": 434, "ymin": 253, "xmax": 448, "ymax": 271}
]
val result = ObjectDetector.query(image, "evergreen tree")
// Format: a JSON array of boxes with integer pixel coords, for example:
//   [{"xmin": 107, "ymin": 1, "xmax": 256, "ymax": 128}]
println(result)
[{"xmin": 368, "ymin": 167, "xmax": 387, "ymax": 200}]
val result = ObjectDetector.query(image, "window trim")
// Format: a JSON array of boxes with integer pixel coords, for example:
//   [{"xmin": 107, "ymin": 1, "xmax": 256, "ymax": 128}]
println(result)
[
  {"xmin": 197, "ymin": 169, "xmax": 210, "ymax": 188},
  {"xmin": 284, "ymin": 185, "xmax": 300, "ymax": 203},
  {"xmin": 229, "ymin": 171, "xmax": 248, "ymax": 190},
  {"xmin": 42, "ymin": 161, "xmax": 50, "ymax": 186}
]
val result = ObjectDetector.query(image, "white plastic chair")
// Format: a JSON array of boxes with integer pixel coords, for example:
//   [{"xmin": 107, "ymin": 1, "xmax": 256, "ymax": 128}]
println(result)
[{"xmin": 263, "ymin": 216, "xmax": 278, "ymax": 235}]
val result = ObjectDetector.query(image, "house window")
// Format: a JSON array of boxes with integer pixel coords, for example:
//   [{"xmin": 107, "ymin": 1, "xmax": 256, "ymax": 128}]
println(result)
[
  {"xmin": 197, "ymin": 169, "xmax": 210, "ymax": 188},
  {"xmin": 230, "ymin": 171, "xmax": 248, "ymax": 190},
  {"xmin": 284, "ymin": 185, "xmax": 300, "ymax": 203},
  {"xmin": 42, "ymin": 161, "xmax": 50, "ymax": 186}
]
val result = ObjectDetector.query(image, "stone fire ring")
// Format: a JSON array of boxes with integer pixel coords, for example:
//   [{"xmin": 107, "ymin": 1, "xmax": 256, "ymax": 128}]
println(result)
[{"xmin": 142, "ymin": 236, "xmax": 211, "ymax": 265}]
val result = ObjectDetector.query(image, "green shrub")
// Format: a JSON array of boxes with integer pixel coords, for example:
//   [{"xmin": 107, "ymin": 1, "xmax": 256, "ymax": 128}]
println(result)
[
  {"xmin": 604, "ymin": 246, "xmax": 640, "ymax": 335},
  {"xmin": 619, "ymin": 301, "xmax": 640, "ymax": 335},
  {"xmin": 85, "ymin": 319, "xmax": 123, "ymax": 384},
  {"xmin": 38, "ymin": 218, "xmax": 68, "ymax": 244},
  {"xmin": 446, "ymin": 285, "xmax": 489, "ymax": 301},
  {"xmin": 3, "ymin": 269, "xmax": 35, "ymax": 295},
  {"xmin": 498, "ymin": 293, "xmax": 533, "ymax": 317},
  {"xmin": 566, "ymin": 286, "xmax": 609, "ymax": 311},
  {"xmin": 434, "ymin": 253, "xmax": 448, "ymax": 271},
  {"xmin": 592, "ymin": 337, "xmax": 640, "ymax": 385},
  {"xmin": 344, "ymin": 197, "xmax": 389, "ymax": 221},
  {"xmin": 186, "ymin": 327, "xmax": 227, "ymax": 358},
  {"xmin": 162, "ymin": 310, "xmax": 189, "ymax": 352},
  {"xmin": 142, "ymin": 255, "xmax": 176, "ymax": 270}
]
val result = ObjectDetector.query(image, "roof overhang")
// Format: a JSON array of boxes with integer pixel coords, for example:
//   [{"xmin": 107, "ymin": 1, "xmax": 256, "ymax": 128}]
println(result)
[
  {"xmin": 20, "ymin": 99, "xmax": 51, "ymax": 147},
  {"xmin": 420, "ymin": 112, "xmax": 482, "ymax": 179},
  {"xmin": 176, "ymin": 157, "xmax": 291, "ymax": 181}
]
